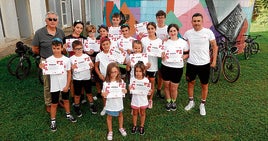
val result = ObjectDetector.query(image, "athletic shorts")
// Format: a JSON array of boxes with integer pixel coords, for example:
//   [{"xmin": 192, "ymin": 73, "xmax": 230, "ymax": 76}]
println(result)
[
  {"xmin": 146, "ymin": 71, "xmax": 157, "ymax": 78},
  {"xmin": 186, "ymin": 63, "xmax": 210, "ymax": 84},
  {"xmin": 161, "ymin": 65, "xmax": 183, "ymax": 83},
  {"xmin": 73, "ymin": 79, "xmax": 92, "ymax": 95}
]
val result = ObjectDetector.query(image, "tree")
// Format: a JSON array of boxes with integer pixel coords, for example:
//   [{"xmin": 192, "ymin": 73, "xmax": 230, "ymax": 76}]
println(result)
[{"xmin": 254, "ymin": 0, "xmax": 268, "ymax": 25}]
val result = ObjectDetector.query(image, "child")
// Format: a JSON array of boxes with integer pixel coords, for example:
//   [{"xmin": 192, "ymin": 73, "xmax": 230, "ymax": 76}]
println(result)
[
  {"xmin": 40, "ymin": 38, "xmax": 76, "ymax": 132},
  {"xmin": 101, "ymin": 62, "xmax": 127, "ymax": 140},
  {"xmin": 95, "ymin": 37, "xmax": 115, "ymax": 115},
  {"xmin": 70, "ymin": 40, "xmax": 97, "ymax": 116},
  {"xmin": 141, "ymin": 22, "xmax": 163, "ymax": 109},
  {"xmin": 108, "ymin": 13, "xmax": 122, "ymax": 42},
  {"xmin": 129, "ymin": 61, "xmax": 151, "ymax": 135},
  {"xmin": 126, "ymin": 40, "xmax": 150, "ymax": 78}
]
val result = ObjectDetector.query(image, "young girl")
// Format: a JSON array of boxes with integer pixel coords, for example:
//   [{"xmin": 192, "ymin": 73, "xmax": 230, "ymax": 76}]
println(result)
[
  {"xmin": 101, "ymin": 62, "xmax": 127, "ymax": 140},
  {"xmin": 141, "ymin": 22, "xmax": 163, "ymax": 109},
  {"xmin": 129, "ymin": 62, "xmax": 151, "ymax": 135},
  {"xmin": 95, "ymin": 37, "xmax": 115, "ymax": 115},
  {"xmin": 70, "ymin": 40, "xmax": 96, "ymax": 116},
  {"xmin": 40, "ymin": 38, "xmax": 76, "ymax": 132}
]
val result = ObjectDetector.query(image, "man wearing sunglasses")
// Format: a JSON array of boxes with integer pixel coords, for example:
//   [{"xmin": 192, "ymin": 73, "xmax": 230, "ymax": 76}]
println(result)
[{"xmin": 32, "ymin": 11, "xmax": 65, "ymax": 113}]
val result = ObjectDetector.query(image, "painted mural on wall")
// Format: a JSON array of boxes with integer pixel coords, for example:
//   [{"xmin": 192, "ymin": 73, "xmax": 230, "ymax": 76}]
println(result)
[{"xmin": 103, "ymin": 0, "xmax": 255, "ymax": 52}]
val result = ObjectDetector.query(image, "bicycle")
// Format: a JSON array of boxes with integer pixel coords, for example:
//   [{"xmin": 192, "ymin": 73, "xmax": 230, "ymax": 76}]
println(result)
[
  {"xmin": 210, "ymin": 36, "xmax": 241, "ymax": 83},
  {"xmin": 243, "ymin": 34, "xmax": 261, "ymax": 59},
  {"xmin": 7, "ymin": 41, "xmax": 43, "ymax": 84}
]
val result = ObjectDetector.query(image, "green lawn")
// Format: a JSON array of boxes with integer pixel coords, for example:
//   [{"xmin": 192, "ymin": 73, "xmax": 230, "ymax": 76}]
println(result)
[{"xmin": 1, "ymin": 30, "xmax": 268, "ymax": 141}]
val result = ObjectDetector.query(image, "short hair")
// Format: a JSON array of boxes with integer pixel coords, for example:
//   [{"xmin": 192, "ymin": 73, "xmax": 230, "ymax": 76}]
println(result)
[
  {"xmin": 97, "ymin": 24, "xmax": 109, "ymax": 33},
  {"xmin": 120, "ymin": 24, "xmax": 130, "ymax": 30},
  {"xmin": 112, "ymin": 13, "xmax": 120, "ymax": 19},
  {"xmin": 52, "ymin": 38, "xmax": 63, "ymax": 46},
  {"xmin": 156, "ymin": 10, "xmax": 166, "ymax": 18},
  {"xmin": 73, "ymin": 20, "xmax": 84, "ymax": 27},
  {"xmin": 192, "ymin": 13, "xmax": 203, "ymax": 19},
  {"xmin": 72, "ymin": 40, "xmax": 82, "ymax": 49},
  {"xmin": 46, "ymin": 11, "xmax": 58, "ymax": 18},
  {"xmin": 167, "ymin": 23, "xmax": 179, "ymax": 33}
]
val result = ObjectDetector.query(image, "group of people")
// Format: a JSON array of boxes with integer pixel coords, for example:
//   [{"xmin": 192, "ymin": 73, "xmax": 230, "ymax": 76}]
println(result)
[{"xmin": 32, "ymin": 10, "xmax": 218, "ymax": 140}]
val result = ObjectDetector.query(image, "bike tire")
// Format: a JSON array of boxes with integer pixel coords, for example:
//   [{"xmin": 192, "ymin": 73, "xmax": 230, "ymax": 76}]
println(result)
[
  {"xmin": 251, "ymin": 42, "xmax": 259, "ymax": 54},
  {"xmin": 210, "ymin": 53, "xmax": 222, "ymax": 83},
  {"xmin": 38, "ymin": 68, "xmax": 44, "ymax": 85},
  {"xmin": 244, "ymin": 45, "xmax": 250, "ymax": 60},
  {"xmin": 15, "ymin": 57, "xmax": 31, "ymax": 80},
  {"xmin": 222, "ymin": 54, "xmax": 240, "ymax": 83},
  {"xmin": 7, "ymin": 55, "xmax": 21, "ymax": 76}
]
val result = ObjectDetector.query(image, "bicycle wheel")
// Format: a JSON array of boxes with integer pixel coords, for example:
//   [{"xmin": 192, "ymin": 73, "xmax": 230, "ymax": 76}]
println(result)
[
  {"xmin": 7, "ymin": 55, "xmax": 21, "ymax": 76},
  {"xmin": 244, "ymin": 45, "xmax": 250, "ymax": 60},
  {"xmin": 15, "ymin": 57, "xmax": 31, "ymax": 80},
  {"xmin": 222, "ymin": 54, "xmax": 240, "ymax": 83},
  {"xmin": 210, "ymin": 53, "xmax": 222, "ymax": 83},
  {"xmin": 251, "ymin": 42, "xmax": 259, "ymax": 54},
  {"xmin": 38, "ymin": 68, "xmax": 44, "ymax": 85}
]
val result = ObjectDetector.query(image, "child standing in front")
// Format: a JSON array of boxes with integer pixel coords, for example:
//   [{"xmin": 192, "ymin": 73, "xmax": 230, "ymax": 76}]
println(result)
[
  {"xmin": 101, "ymin": 62, "xmax": 127, "ymax": 140},
  {"xmin": 70, "ymin": 40, "xmax": 97, "ymax": 116},
  {"xmin": 40, "ymin": 38, "xmax": 76, "ymax": 132},
  {"xmin": 129, "ymin": 62, "xmax": 151, "ymax": 135}
]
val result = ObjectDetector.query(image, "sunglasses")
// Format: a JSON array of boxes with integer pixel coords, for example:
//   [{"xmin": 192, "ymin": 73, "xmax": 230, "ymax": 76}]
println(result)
[
  {"xmin": 47, "ymin": 18, "xmax": 57, "ymax": 22},
  {"xmin": 74, "ymin": 48, "xmax": 83, "ymax": 51}
]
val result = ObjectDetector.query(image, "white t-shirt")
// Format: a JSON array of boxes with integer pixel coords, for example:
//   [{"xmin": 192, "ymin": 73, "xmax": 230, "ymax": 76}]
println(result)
[
  {"xmin": 70, "ymin": 54, "xmax": 92, "ymax": 80},
  {"xmin": 141, "ymin": 37, "xmax": 163, "ymax": 72},
  {"xmin": 47, "ymin": 55, "xmax": 71, "ymax": 92},
  {"xmin": 130, "ymin": 77, "xmax": 149, "ymax": 107},
  {"xmin": 102, "ymin": 81, "xmax": 124, "ymax": 111},
  {"xmin": 162, "ymin": 38, "xmax": 189, "ymax": 68},
  {"xmin": 95, "ymin": 51, "xmax": 115, "ymax": 76},
  {"xmin": 108, "ymin": 26, "xmax": 122, "ymax": 41},
  {"xmin": 184, "ymin": 28, "xmax": 215, "ymax": 65},
  {"xmin": 156, "ymin": 25, "xmax": 168, "ymax": 40},
  {"xmin": 117, "ymin": 36, "xmax": 136, "ymax": 53}
]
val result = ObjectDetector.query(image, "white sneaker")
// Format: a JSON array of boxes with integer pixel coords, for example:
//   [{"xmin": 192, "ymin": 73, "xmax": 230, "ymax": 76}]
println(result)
[
  {"xmin": 184, "ymin": 101, "xmax": 195, "ymax": 111},
  {"xmin": 100, "ymin": 108, "xmax": 106, "ymax": 116},
  {"xmin": 119, "ymin": 128, "xmax": 127, "ymax": 136},
  {"xmin": 107, "ymin": 131, "xmax": 113, "ymax": 140},
  {"xmin": 199, "ymin": 103, "xmax": 206, "ymax": 116},
  {"xmin": 93, "ymin": 96, "xmax": 98, "ymax": 101}
]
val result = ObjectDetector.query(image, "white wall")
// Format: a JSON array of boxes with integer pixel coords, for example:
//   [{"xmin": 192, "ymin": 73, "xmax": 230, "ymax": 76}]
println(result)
[{"xmin": 29, "ymin": 0, "xmax": 47, "ymax": 33}]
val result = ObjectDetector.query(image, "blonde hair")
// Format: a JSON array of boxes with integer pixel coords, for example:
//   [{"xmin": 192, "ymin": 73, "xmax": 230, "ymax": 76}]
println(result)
[{"xmin": 86, "ymin": 25, "xmax": 96, "ymax": 33}]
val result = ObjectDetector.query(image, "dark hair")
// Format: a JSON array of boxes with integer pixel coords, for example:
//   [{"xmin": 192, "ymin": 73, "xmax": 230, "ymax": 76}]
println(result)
[
  {"xmin": 192, "ymin": 13, "xmax": 203, "ymax": 19},
  {"xmin": 112, "ymin": 13, "xmax": 120, "ymax": 18},
  {"xmin": 100, "ymin": 37, "xmax": 111, "ymax": 51},
  {"xmin": 167, "ymin": 24, "xmax": 179, "ymax": 33},
  {"xmin": 97, "ymin": 24, "xmax": 109, "ymax": 33},
  {"xmin": 73, "ymin": 20, "xmax": 84, "ymax": 27},
  {"xmin": 105, "ymin": 62, "xmax": 122, "ymax": 82},
  {"xmin": 120, "ymin": 24, "xmax": 130, "ymax": 30},
  {"xmin": 156, "ymin": 10, "xmax": 166, "ymax": 18},
  {"xmin": 134, "ymin": 61, "xmax": 146, "ymax": 78},
  {"xmin": 72, "ymin": 40, "xmax": 82, "ymax": 49},
  {"xmin": 147, "ymin": 22, "xmax": 157, "ymax": 29},
  {"xmin": 52, "ymin": 38, "xmax": 63, "ymax": 46}
]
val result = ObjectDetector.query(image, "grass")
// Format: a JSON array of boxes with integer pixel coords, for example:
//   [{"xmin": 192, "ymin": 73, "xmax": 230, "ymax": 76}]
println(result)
[{"xmin": 1, "ymin": 29, "xmax": 268, "ymax": 141}]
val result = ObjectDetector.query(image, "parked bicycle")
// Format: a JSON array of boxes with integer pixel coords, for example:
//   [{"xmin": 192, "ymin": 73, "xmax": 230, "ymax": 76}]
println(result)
[
  {"xmin": 210, "ymin": 36, "xmax": 241, "ymax": 83},
  {"xmin": 7, "ymin": 41, "xmax": 43, "ymax": 84},
  {"xmin": 243, "ymin": 34, "xmax": 261, "ymax": 59}
]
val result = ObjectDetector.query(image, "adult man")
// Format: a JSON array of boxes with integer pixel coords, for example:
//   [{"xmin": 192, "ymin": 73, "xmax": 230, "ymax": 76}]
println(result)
[
  {"xmin": 183, "ymin": 13, "xmax": 218, "ymax": 116},
  {"xmin": 32, "ymin": 11, "xmax": 65, "ymax": 113}
]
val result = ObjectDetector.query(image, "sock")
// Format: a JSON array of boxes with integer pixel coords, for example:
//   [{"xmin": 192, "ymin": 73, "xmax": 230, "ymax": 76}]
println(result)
[
  {"xmin": 189, "ymin": 97, "xmax": 194, "ymax": 101},
  {"xmin": 201, "ymin": 99, "xmax": 206, "ymax": 104},
  {"xmin": 167, "ymin": 99, "xmax": 171, "ymax": 103},
  {"xmin": 51, "ymin": 118, "xmax": 56, "ymax": 121},
  {"xmin": 171, "ymin": 99, "xmax": 176, "ymax": 103},
  {"xmin": 66, "ymin": 113, "xmax": 70, "ymax": 117},
  {"xmin": 89, "ymin": 102, "xmax": 94, "ymax": 106},
  {"xmin": 74, "ymin": 104, "xmax": 80, "ymax": 107}
]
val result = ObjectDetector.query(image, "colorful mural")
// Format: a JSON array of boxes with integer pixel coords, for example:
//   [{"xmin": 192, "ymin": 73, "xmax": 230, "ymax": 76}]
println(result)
[{"xmin": 103, "ymin": 0, "xmax": 255, "ymax": 52}]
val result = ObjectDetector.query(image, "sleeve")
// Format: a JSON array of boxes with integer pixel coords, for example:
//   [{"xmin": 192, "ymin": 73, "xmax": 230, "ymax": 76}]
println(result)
[
  {"xmin": 66, "ymin": 57, "xmax": 71, "ymax": 71},
  {"xmin": 95, "ymin": 53, "xmax": 100, "ymax": 62},
  {"xmin": 32, "ymin": 30, "xmax": 40, "ymax": 46},
  {"xmin": 208, "ymin": 29, "xmax": 216, "ymax": 41}
]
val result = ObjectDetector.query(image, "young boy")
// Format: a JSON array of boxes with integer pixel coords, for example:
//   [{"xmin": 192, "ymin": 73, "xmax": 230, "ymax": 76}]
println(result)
[
  {"xmin": 108, "ymin": 13, "xmax": 122, "ymax": 42},
  {"xmin": 70, "ymin": 40, "xmax": 97, "ymax": 116},
  {"xmin": 40, "ymin": 38, "xmax": 76, "ymax": 132}
]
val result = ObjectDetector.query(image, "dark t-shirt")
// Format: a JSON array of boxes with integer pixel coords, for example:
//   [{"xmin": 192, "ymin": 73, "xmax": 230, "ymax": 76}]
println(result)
[{"xmin": 32, "ymin": 26, "xmax": 65, "ymax": 59}]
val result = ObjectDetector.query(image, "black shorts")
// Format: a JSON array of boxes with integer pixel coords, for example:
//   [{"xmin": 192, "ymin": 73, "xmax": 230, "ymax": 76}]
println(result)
[
  {"xmin": 161, "ymin": 65, "xmax": 183, "ymax": 83},
  {"xmin": 186, "ymin": 63, "xmax": 210, "ymax": 84},
  {"xmin": 73, "ymin": 79, "xmax": 92, "ymax": 95},
  {"xmin": 146, "ymin": 71, "xmax": 157, "ymax": 78}
]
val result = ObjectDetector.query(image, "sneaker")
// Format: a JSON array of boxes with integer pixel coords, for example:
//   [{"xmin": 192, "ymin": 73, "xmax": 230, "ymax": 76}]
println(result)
[
  {"xmin": 171, "ymin": 102, "xmax": 177, "ymax": 111},
  {"xmin": 156, "ymin": 90, "xmax": 164, "ymax": 99},
  {"xmin": 73, "ymin": 105, "xmax": 82, "ymax": 117},
  {"xmin": 66, "ymin": 114, "xmax": 77, "ymax": 123},
  {"xmin": 139, "ymin": 127, "xmax": 145, "ymax": 135},
  {"xmin": 93, "ymin": 96, "xmax": 98, "ymax": 101},
  {"xmin": 199, "ymin": 103, "xmax": 206, "ymax": 116},
  {"xmin": 119, "ymin": 128, "xmax": 127, "ymax": 136},
  {"xmin": 100, "ymin": 108, "xmax": 106, "ymax": 116},
  {"xmin": 184, "ymin": 101, "xmax": 195, "ymax": 111},
  {"xmin": 107, "ymin": 131, "xmax": 113, "ymax": 140},
  {"xmin": 50, "ymin": 120, "xmax": 57, "ymax": 132},
  {"xmin": 90, "ymin": 104, "xmax": 97, "ymax": 114},
  {"xmin": 131, "ymin": 126, "xmax": 137, "ymax": 134},
  {"xmin": 166, "ymin": 102, "xmax": 172, "ymax": 111},
  {"xmin": 81, "ymin": 99, "xmax": 87, "ymax": 104},
  {"xmin": 148, "ymin": 100, "xmax": 153, "ymax": 109}
]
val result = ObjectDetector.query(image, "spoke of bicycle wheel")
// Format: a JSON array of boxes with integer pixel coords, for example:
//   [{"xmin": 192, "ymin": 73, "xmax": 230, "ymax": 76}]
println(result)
[
  {"xmin": 223, "ymin": 55, "xmax": 240, "ymax": 83},
  {"xmin": 7, "ymin": 55, "xmax": 21, "ymax": 76},
  {"xmin": 16, "ymin": 58, "xmax": 31, "ymax": 79}
]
